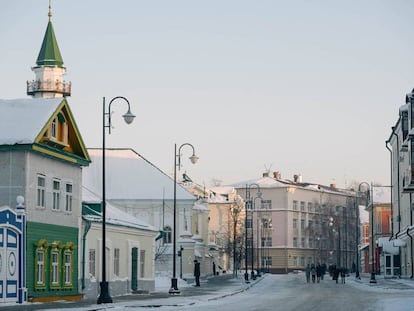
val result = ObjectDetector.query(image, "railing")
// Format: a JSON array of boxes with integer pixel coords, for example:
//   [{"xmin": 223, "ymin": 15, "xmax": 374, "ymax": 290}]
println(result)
[{"xmin": 27, "ymin": 80, "xmax": 71, "ymax": 97}]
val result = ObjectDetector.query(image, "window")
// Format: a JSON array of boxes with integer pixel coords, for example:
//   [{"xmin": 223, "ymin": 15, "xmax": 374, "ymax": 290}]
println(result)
[
  {"xmin": 163, "ymin": 226, "xmax": 172, "ymax": 244},
  {"xmin": 301, "ymin": 219, "xmax": 305, "ymax": 230},
  {"xmin": 261, "ymin": 236, "xmax": 272, "ymax": 247},
  {"xmin": 293, "ymin": 256, "xmax": 298, "ymax": 266},
  {"xmin": 246, "ymin": 218, "xmax": 253, "ymax": 229},
  {"xmin": 65, "ymin": 183, "xmax": 73, "ymax": 212},
  {"xmin": 300, "ymin": 257, "xmax": 305, "ymax": 266},
  {"xmin": 293, "ymin": 219, "xmax": 297, "ymax": 229},
  {"xmin": 51, "ymin": 251, "xmax": 59, "ymax": 286},
  {"xmin": 64, "ymin": 251, "xmax": 72, "ymax": 286},
  {"xmin": 51, "ymin": 117, "xmax": 58, "ymax": 138},
  {"xmin": 293, "ymin": 200, "xmax": 298, "ymax": 211},
  {"xmin": 114, "ymin": 248, "xmax": 120, "ymax": 276},
  {"xmin": 37, "ymin": 175, "xmax": 46, "ymax": 208},
  {"xmin": 261, "ymin": 256, "xmax": 272, "ymax": 267},
  {"xmin": 308, "ymin": 202, "xmax": 313, "ymax": 212},
  {"xmin": 140, "ymin": 250, "xmax": 145, "ymax": 278},
  {"xmin": 261, "ymin": 200, "xmax": 272, "ymax": 210},
  {"xmin": 293, "ymin": 237, "xmax": 298, "ymax": 247},
  {"xmin": 52, "ymin": 179, "xmax": 61, "ymax": 210},
  {"xmin": 36, "ymin": 249, "xmax": 45, "ymax": 286},
  {"xmin": 89, "ymin": 249, "xmax": 96, "ymax": 277},
  {"xmin": 300, "ymin": 201, "xmax": 305, "ymax": 211},
  {"xmin": 301, "ymin": 237, "xmax": 305, "ymax": 248}
]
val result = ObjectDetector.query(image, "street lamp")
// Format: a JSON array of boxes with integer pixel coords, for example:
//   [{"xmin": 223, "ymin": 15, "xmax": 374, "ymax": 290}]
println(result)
[
  {"xmin": 355, "ymin": 182, "xmax": 369, "ymax": 279},
  {"xmin": 169, "ymin": 143, "xmax": 198, "ymax": 294},
  {"xmin": 329, "ymin": 215, "xmax": 341, "ymax": 268},
  {"xmin": 98, "ymin": 96, "xmax": 135, "ymax": 304},
  {"xmin": 252, "ymin": 195, "xmax": 262, "ymax": 278},
  {"xmin": 244, "ymin": 183, "xmax": 261, "ymax": 283}
]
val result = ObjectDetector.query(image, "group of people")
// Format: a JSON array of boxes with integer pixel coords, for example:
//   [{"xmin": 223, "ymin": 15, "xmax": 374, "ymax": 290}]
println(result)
[
  {"xmin": 305, "ymin": 263, "xmax": 346, "ymax": 284},
  {"xmin": 305, "ymin": 263, "xmax": 327, "ymax": 283}
]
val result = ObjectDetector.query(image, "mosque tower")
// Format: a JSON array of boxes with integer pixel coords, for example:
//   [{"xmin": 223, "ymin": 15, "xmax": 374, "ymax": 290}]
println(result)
[{"xmin": 26, "ymin": 1, "xmax": 71, "ymax": 98}]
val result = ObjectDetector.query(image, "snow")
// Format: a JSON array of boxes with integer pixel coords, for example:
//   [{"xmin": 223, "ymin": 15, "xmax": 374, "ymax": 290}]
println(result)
[
  {"xmin": 0, "ymin": 98, "xmax": 63, "ymax": 144},
  {"xmin": 83, "ymin": 148, "xmax": 196, "ymax": 201}
]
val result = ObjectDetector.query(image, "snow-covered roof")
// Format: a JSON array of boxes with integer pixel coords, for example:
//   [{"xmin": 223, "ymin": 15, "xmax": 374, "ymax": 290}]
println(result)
[
  {"xmin": 229, "ymin": 177, "xmax": 287, "ymax": 189},
  {"xmin": 83, "ymin": 202, "xmax": 157, "ymax": 232},
  {"xmin": 82, "ymin": 148, "xmax": 196, "ymax": 201},
  {"xmin": 0, "ymin": 98, "xmax": 63, "ymax": 144}
]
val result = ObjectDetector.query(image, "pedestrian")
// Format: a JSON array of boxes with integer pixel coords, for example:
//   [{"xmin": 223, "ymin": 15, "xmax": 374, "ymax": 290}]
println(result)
[
  {"xmin": 213, "ymin": 261, "xmax": 216, "ymax": 276},
  {"xmin": 340, "ymin": 267, "xmax": 346, "ymax": 284},
  {"xmin": 194, "ymin": 260, "xmax": 201, "ymax": 286},
  {"xmin": 311, "ymin": 264, "xmax": 316, "ymax": 283},
  {"xmin": 305, "ymin": 264, "xmax": 311, "ymax": 283},
  {"xmin": 316, "ymin": 264, "xmax": 322, "ymax": 283}
]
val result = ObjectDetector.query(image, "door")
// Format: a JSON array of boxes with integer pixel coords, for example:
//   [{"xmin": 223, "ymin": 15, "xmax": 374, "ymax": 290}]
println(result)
[
  {"xmin": 131, "ymin": 247, "xmax": 138, "ymax": 291},
  {"xmin": 0, "ymin": 228, "xmax": 19, "ymax": 302}
]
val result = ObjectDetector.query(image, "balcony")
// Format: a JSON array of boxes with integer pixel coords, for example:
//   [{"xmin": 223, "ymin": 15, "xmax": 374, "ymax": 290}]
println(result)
[{"xmin": 27, "ymin": 80, "xmax": 71, "ymax": 97}]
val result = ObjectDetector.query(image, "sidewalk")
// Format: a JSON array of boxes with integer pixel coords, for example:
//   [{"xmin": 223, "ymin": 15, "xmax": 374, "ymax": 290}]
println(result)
[
  {"xmin": 2, "ymin": 273, "xmax": 264, "ymax": 310},
  {"xmin": 347, "ymin": 273, "xmax": 414, "ymax": 291}
]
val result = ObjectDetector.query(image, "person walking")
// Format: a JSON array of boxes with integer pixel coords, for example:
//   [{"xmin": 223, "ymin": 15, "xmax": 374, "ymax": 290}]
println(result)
[
  {"xmin": 305, "ymin": 264, "xmax": 311, "ymax": 283},
  {"xmin": 213, "ymin": 262, "xmax": 216, "ymax": 276},
  {"xmin": 311, "ymin": 264, "xmax": 316, "ymax": 283},
  {"xmin": 194, "ymin": 260, "xmax": 201, "ymax": 286},
  {"xmin": 316, "ymin": 264, "xmax": 322, "ymax": 283},
  {"xmin": 340, "ymin": 267, "xmax": 346, "ymax": 284}
]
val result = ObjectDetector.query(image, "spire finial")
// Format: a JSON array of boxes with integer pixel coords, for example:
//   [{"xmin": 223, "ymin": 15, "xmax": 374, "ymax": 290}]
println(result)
[{"xmin": 48, "ymin": 0, "xmax": 52, "ymax": 21}]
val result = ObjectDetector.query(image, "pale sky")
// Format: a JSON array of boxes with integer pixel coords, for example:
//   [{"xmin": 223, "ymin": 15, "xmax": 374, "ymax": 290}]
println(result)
[{"xmin": 2, "ymin": 1, "xmax": 414, "ymax": 189}]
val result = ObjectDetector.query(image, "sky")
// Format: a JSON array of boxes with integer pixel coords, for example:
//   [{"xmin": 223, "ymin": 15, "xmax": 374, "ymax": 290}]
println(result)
[{"xmin": 2, "ymin": 1, "xmax": 414, "ymax": 189}]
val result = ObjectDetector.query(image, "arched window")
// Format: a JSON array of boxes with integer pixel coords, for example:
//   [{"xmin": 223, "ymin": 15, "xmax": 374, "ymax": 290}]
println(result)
[{"xmin": 163, "ymin": 226, "xmax": 172, "ymax": 244}]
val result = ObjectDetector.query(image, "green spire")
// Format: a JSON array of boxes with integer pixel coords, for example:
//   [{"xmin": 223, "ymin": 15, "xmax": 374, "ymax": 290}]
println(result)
[{"xmin": 36, "ymin": 19, "xmax": 64, "ymax": 67}]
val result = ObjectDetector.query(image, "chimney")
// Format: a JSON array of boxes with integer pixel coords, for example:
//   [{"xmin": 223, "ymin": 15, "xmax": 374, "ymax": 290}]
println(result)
[
  {"xmin": 263, "ymin": 172, "xmax": 269, "ymax": 177},
  {"xmin": 330, "ymin": 183, "xmax": 336, "ymax": 189},
  {"xmin": 273, "ymin": 171, "xmax": 281, "ymax": 179},
  {"xmin": 293, "ymin": 174, "xmax": 302, "ymax": 183}
]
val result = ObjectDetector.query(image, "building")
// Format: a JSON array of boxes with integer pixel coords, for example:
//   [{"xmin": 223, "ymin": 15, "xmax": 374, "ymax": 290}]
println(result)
[
  {"xmin": 81, "ymin": 148, "xmax": 211, "ymax": 281},
  {"xmin": 182, "ymin": 181, "xmax": 245, "ymax": 274},
  {"xmin": 386, "ymin": 88, "xmax": 414, "ymax": 278},
  {"xmin": 233, "ymin": 173, "xmax": 358, "ymax": 274},
  {"xmin": 81, "ymin": 199, "xmax": 158, "ymax": 298},
  {"xmin": 0, "ymin": 5, "xmax": 90, "ymax": 302}
]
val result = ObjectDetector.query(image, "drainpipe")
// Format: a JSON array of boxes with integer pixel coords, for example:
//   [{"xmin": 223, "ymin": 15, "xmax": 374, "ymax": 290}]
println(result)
[
  {"xmin": 82, "ymin": 218, "xmax": 92, "ymax": 289},
  {"xmin": 391, "ymin": 131, "xmax": 401, "ymax": 237},
  {"xmin": 407, "ymin": 228, "xmax": 413, "ymax": 278},
  {"xmin": 386, "ymin": 140, "xmax": 394, "ymax": 241}
]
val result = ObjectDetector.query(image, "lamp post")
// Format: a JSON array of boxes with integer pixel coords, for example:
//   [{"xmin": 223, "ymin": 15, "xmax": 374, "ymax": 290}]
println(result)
[
  {"xmin": 169, "ymin": 143, "xmax": 198, "ymax": 294},
  {"xmin": 329, "ymin": 215, "xmax": 340, "ymax": 268},
  {"xmin": 98, "ymin": 96, "xmax": 135, "ymax": 304},
  {"xmin": 244, "ymin": 183, "xmax": 261, "ymax": 283},
  {"xmin": 355, "ymin": 182, "xmax": 369, "ymax": 279},
  {"xmin": 252, "ymin": 196, "xmax": 262, "ymax": 278}
]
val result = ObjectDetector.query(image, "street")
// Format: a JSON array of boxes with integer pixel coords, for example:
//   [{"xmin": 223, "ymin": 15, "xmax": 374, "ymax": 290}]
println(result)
[
  {"xmin": 4, "ymin": 273, "xmax": 414, "ymax": 311},
  {"xmin": 122, "ymin": 273, "xmax": 414, "ymax": 311}
]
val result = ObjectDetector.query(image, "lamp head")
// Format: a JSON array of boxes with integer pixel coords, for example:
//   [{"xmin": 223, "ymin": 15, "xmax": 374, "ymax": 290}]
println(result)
[
  {"xmin": 189, "ymin": 154, "xmax": 199, "ymax": 164},
  {"xmin": 122, "ymin": 108, "xmax": 136, "ymax": 124}
]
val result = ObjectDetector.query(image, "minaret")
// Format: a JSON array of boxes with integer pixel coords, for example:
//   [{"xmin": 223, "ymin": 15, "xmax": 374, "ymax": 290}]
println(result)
[{"xmin": 27, "ymin": 1, "xmax": 71, "ymax": 98}]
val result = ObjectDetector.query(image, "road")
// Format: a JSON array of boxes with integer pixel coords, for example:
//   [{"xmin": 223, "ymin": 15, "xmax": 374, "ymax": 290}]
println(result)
[{"xmin": 134, "ymin": 274, "xmax": 414, "ymax": 311}]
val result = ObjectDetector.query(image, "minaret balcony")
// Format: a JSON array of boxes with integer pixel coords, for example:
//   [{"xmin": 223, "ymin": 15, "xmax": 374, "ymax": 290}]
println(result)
[{"xmin": 27, "ymin": 80, "xmax": 71, "ymax": 97}]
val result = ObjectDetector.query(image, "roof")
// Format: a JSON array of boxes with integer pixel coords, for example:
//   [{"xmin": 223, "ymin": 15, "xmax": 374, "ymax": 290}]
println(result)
[
  {"xmin": 82, "ymin": 148, "xmax": 196, "ymax": 201},
  {"xmin": 83, "ymin": 202, "xmax": 157, "ymax": 233},
  {"xmin": 0, "ymin": 98, "xmax": 90, "ymax": 165},
  {"xmin": 36, "ymin": 20, "xmax": 64, "ymax": 67}
]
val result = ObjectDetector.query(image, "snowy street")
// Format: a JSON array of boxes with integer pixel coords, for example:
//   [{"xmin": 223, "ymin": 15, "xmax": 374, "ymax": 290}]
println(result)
[{"xmin": 10, "ymin": 272, "xmax": 414, "ymax": 311}]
